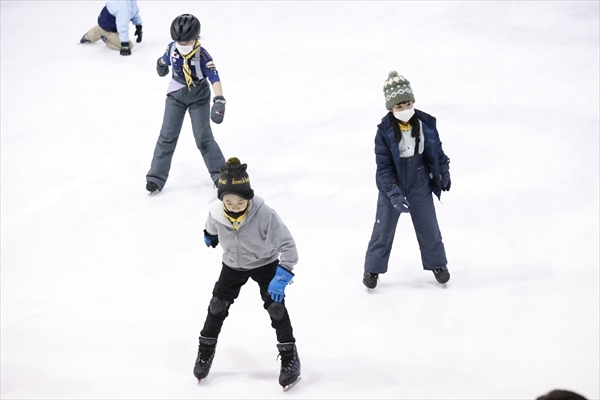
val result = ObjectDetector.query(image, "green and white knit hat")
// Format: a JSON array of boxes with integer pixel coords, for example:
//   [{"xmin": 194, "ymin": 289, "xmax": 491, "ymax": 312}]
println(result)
[{"xmin": 383, "ymin": 71, "xmax": 415, "ymax": 110}]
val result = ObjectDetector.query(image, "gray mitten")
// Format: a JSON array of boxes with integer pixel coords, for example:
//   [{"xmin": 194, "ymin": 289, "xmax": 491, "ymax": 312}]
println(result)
[
  {"xmin": 156, "ymin": 58, "xmax": 169, "ymax": 77},
  {"xmin": 211, "ymin": 95, "xmax": 226, "ymax": 124}
]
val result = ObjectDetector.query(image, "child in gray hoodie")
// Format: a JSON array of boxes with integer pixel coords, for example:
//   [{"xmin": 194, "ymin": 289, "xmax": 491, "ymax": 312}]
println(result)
[{"xmin": 194, "ymin": 157, "xmax": 301, "ymax": 390}]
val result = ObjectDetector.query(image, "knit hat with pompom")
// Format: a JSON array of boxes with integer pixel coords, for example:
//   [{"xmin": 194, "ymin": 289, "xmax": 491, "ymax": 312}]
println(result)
[
  {"xmin": 383, "ymin": 71, "xmax": 415, "ymax": 110},
  {"xmin": 217, "ymin": 157, "xmax": 254, "ymax": 200}
]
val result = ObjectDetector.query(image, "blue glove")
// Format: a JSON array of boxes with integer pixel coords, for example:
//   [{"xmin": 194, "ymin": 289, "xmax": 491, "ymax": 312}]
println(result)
[
  {"xmin": 203, "ymin": 229, "xmax": 219, "ymax": 248},
  {"xmin": 268, "ymin": 266, "xmax": 294, "ymax": 302}
]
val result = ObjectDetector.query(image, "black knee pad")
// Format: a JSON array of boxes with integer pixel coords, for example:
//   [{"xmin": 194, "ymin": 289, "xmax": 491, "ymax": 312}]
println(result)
[
  {"xmin": 267, "ymin": 302, "xmax": 285, "ymax": 321},
  {"xmin": 209, "ymin": 296, "xmax": 229, "ymax": 316}
]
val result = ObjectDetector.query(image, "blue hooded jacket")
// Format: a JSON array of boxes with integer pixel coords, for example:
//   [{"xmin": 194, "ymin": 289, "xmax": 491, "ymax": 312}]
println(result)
[
  {"xmin": 375, "ymin": 109, "xmax": 450, "ymax": 200},
  {"xmin": 97, "ymin": 0, "xmax": 142, "ymax": 43}
]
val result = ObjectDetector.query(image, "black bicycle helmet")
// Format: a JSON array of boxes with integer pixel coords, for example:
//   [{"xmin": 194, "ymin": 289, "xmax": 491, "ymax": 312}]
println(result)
[{"xmin": 170, "ymin": 14, "xmax": 201, "ymax": 42}]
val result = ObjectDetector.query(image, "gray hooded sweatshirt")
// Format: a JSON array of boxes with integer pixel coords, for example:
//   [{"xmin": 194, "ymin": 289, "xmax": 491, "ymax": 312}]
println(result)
[{"xmin": 205, "ymin": 196, "xmax": 298, "ymax": 271}]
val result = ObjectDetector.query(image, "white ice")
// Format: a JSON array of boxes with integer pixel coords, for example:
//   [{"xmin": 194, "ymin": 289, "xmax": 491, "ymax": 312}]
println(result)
[{"xmin": 1, "ymin": 1, "xmax": 599, "ymax": 399}]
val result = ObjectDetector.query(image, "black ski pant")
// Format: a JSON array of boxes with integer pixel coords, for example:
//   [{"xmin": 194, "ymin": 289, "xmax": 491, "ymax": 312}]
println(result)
[
  {"xmin": 146, "ymin": 79, "xmax": 225, "ymax": 190},
  {"xmin": 200, "ymin": 260, "xmax": 296, "ymax": 344},
  {"xmin": 365, "ymin": 154, "xmax": 447, "ymax": 274}
]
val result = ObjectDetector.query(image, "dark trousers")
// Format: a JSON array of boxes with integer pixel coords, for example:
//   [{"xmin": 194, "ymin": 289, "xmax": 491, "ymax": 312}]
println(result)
[
  {"xmin": 365, "ymin": 154, "xmax": 447, "ymax": 274},
  {"xmin": 200, "ymin": 260, "xmax": 296, "ymax": 344},
  {"xmin": 146, "ymin": 80, "xmax": 225, "ymax": 190}
]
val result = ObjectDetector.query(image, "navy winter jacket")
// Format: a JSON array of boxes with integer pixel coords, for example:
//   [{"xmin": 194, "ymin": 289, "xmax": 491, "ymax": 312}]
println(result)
[{"xmin": 375, "ymin": 109, "xmax": 450, "ymax": 199}]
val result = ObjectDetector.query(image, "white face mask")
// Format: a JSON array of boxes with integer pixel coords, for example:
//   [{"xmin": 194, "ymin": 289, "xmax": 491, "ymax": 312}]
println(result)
[
  {"xmin": 176, "ymin": 42, "xmax": 195, "ymax": 55},
  {"xmin": 393, "ymin": 107, "xmax": 415, "ymax": 122}
]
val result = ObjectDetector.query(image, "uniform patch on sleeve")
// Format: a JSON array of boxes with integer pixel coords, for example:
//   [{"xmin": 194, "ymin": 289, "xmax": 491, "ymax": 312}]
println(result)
[{"xmin": 206, "ymin": 61, "xmax": 217, "ymax": 72}]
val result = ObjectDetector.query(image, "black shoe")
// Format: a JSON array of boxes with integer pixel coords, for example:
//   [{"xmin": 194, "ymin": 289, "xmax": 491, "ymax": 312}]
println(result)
[
  {"xmin": 193, "ymin": 336, "xmax": 217, "ymax": 380},
  {"xmin": 80, "ymin": 34, "xmax": 91, "ymax": 44},
  {"xmin": 433, "ymin": 267, "xmax": 450, "ymax": 284},
  {"xmin": 100, "ymin": 35, "xmax": 107, "ymax": 43},
  {"xmin": 146, "ymin": 181, "xmax": 159, "ymax": 194},
  {"xmin": 363, "ymin": 271, "xmax": 379, "ymax": 289},
  {"xmin": 277, "ymin": 342, "xmax": 301, "ymax": 387}
]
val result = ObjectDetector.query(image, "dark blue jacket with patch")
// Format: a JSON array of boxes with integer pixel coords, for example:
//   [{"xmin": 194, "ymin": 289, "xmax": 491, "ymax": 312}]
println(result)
[
  {"xmin": 160, "ymin": 42, "xmax": 220, "ymax": 86},
  {"xmin": 375, "ymin": 109, "xmax": 450, "ymax": 199}
]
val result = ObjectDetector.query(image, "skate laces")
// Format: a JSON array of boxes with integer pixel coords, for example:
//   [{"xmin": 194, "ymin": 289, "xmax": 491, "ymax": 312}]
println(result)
[
  {"xmin": 198, "ymin": 343, "xmax": 215, "ymax": 364},
  {"xmin": 277, "ymin": 351, "xmax": 296, "ymax": 371}
]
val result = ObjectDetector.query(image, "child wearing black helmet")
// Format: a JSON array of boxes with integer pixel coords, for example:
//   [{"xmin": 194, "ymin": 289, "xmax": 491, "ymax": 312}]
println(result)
[{"xmin": 145, "ymin": 14, "xmax": 227, "ymax": 195}]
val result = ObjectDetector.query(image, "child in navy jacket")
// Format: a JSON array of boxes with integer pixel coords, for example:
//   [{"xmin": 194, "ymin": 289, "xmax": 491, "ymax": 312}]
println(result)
[{"xmin": 363, "ymin": 72, "xmax": 452, "ymax": 289}]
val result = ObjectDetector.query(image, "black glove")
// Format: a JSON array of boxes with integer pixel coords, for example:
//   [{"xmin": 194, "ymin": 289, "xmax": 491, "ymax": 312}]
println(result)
[
  {"xmin": 390, "ymin": 193, "xmax": 410, "ymax": 213},
  {"xmin": 210, "ymin": 95, "xmax": 226, "ymax": 124},
  {"xmin": 156, "ymin": 58, "xmax": 169, "ymax": 77},
  {"xmin": 387, "ymin": 184, "xmax": 410, "ymax": 214},
  {"xmin": 203, "ymin": 229, "xmax": 219, "ymax": 248},
  {"xmin": 441, "ymin": 172, "xmax": 451, "ymax": 191},
  {"xmin": 120, "ymin": 42, "xmax": 131, "ymax": 56},
  {"xmin": 135, "ymin": 25, "xmax": 143, "ymax": 43},
  {"xmin": 439, "ymin": 158, "xmax": 450, "ymax": 191}
]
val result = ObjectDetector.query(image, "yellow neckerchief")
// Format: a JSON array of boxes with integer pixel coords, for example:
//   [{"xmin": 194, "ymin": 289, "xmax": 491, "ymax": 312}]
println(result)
[
  {"xmin": 182, "ymin": 41, "xmax": 200, "ymax": 90},
  {"xmin": 223, "ymin": 202, "xmax": 250, "ymax": 231},
  {"xmin": 398, "ymin": 121, "xmax": 412, "ymax": 132}
]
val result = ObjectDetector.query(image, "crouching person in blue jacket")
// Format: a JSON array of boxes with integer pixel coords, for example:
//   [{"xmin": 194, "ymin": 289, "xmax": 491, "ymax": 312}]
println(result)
[
  {"xmin": 363, "ymin": 72, "xmax": 452, "ymax": 290},
  {"xmin": 194, "ymin": 157, "xmax": 301, "ymax": 390},
  {"xmin": 80, "ymin": 0, "xmax": 143, "ymax": 56}
]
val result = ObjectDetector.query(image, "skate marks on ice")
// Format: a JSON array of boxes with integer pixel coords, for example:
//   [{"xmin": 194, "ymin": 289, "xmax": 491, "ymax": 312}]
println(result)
[
  {"xmin": 195, "ymin": 370, "xmax": 304, "ymax": 393},
  {"xmin": 364, "ymin": 277, "xmax": 450, "ymax": 293},
  {"xmin": 146, "ymin": 180, "xmax": 217, "ymax": 198}
]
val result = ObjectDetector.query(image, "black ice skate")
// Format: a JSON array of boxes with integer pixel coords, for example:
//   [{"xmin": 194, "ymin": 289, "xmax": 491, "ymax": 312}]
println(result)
[
  {"xmin": 433, "ymin": 266, "xmax": 450, "ymax": 284},
  {"xmin": 193, "ymin": 336, "xmax": 217, "ymax": 382},
  {"xmin": 146, "ymin": 181, "xmax": 160, "ymax": 195},
  {"xmin": 276, "ymin": 342, "xmax": 301, "ymax": 391},
  {"xmin": 80, "ymin": 34, "xmax": 90, "ymax": 44},
  {"xmin": 363, "ymin": 271, "xmax": 379, "ymax": 289}
]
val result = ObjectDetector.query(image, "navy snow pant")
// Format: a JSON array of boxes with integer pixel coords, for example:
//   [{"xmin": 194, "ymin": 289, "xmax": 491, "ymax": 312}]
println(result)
[
  {"xmin": 364, "ymin": 154, "xmax": 447, "ymax": 274},
  {"xmin": 146, "ymin": 80, "xmax": 225, "ymax": 190},
  {"xmin": 200, "ymin": 260, "xmax": 296, "ymax": 344}
]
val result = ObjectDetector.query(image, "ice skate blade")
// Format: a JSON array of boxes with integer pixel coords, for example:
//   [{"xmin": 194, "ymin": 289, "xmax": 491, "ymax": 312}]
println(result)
[
  {"xmin": 282, "ymin": 375, "xmax": 301, "ymax": 392},
  {"xmin": 147, "ymin": 191, "xmax": 160, "ymax": 197}
]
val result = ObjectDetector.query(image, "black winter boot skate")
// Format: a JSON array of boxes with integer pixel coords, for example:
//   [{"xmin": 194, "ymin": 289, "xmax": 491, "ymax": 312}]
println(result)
[
  {"xmin": 193, "ymin": 336, "xmax": 217, "ymax": 381},
  {"xmin": 276, "ymin": 342, "xmax": 301, "ymax": 389},
  {"xmin": 433, "ymin": 266, "xmax": 450, "ymax": 284},
  {"xmin": 80, "ymin": 34, "xmax": 91, "ymax": 44},
  {"xmin": 363, "ymin": 271, "xmax": 379, "ymax": 289},
  {"xmin": 146, "ymin": 181, "xmax": 160, "ymax": 194}
]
